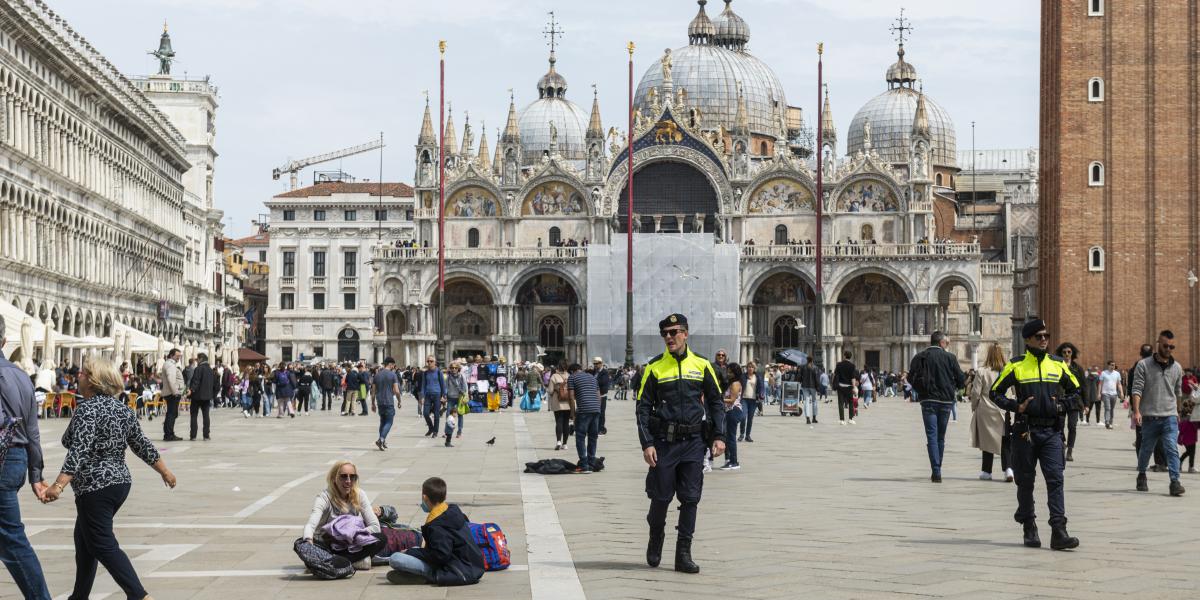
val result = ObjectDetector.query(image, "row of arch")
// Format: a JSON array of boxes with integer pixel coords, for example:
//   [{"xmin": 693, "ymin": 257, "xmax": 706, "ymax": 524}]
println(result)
[{"xmin": 7, "ymin": 294, "xmax": 184, "ymax": 343}]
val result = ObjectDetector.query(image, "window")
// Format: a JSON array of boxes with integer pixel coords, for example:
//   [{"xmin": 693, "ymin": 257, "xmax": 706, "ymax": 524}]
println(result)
[
  {"xmin": 405, "ymin": 209, "xmax": 413, "ymax": 221},
  {"xmin": 281, "ymin": 345, "xmax": 293, "ymax": 362},
  {"xmin": 344, "ymin": 210, "xmax": 357, "ymax": 221},
  {"xmin": 1088, "ymin": 77, "xmax": 1104, "ymax": 102},
  {"xmin": 313, "ymin": 251, "xmax": 326, "ymax": 277},
  {"xmin": 313, "ymin": 293, "xmax": 325, "ymax": 310},
  {"xmin": 343, "ymin": 250, "xmax": 357, "ymax": 277},
  {"xmin": 539, "ymin": 315, "xmax": 565, "ymax": 348},
  {"xmin": 773, "ymin": 315, "xmax": 800, "ymax": 349},
  {"xmin": 774, "ymin": 224, "xmax": 788, "ymax": 245},
  {"xmin": 344, "ymin": 293, "xmax": 356, "ymax": 310},
  {"xmin": 312, "ymin": 345, "xmax": 324, "ymax": 358},
  {"xmin": 283, "ymin": 210, "xmax": 295, "ymax": 221},
  {"xmin": 935, "ymin": 173, "xmax": 944, "ymax": 186},
  {"xmin": 280, "ymin": 293, "xmax": 295, "ymax": 310},
  {"xmin": 468, "ymin": 228, "xmax": 480, "ymax": 248},
  {"xmin": 375, "ymin": 209, "xmax": 387, "ymax": 221},
  {"xmin": 1088, "ymin": 0, "xmax": 1103, "ymax": 15},
  {"xmin": 258, "ymin": 250, "xmax": 266, "ymax": 262},
  {"xmin": 549, "ymin": 227, "xmax": 562, "ymax": 246},
  {"xmin": 760, "ymin": 141, "xmax": 769, "ymax": 155},
  {"xmin": 1088, "ymin": 246, "xmax": 1105, "ymax": 272},
  {"xmin": 1089, "ymin": 161, "xmax": 1104, "ymax": 186},
  {"xmin": 314, "ymin": 209, "xmax": 326, "ymax": 221},
  {"xmin": 282, "ymin": 251, "xmax": 295, "ymax": 277}
]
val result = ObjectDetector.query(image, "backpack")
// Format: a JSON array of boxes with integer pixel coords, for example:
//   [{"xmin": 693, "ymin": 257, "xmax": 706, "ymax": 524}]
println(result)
[
  {"xmin": 293, "ymin": 538, "xmax": 355, "ymax": 580},
  {"xmin": 275, "ymin": 370, "xmax": 290, "ymax": 387},
  {"xmin": 378, "ymin": 526, "xmax": 423, "ymax": 556},
  {"xmin": 467, "ymin": 522, "xmax": 511, "ymax": 571},
  {"xmin": 0, "ymin": 367, "xmax": 24, "ymax": 468}
]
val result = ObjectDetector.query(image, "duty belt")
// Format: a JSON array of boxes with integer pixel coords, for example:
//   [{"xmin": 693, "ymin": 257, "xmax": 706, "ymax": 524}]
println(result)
[
  {"xmin": 650, "ymin": 420, "xmax": 702, "ymax": 442},
  {"xmin": 1021, "ymin": 416, "xmax": 1057, "ymax": 428}
]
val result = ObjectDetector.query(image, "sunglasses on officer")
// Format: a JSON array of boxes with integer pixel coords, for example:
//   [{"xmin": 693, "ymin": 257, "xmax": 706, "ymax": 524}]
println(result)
[{"xmin": 660, "ymin": 328, "xmax": 686, "ymax": 338}]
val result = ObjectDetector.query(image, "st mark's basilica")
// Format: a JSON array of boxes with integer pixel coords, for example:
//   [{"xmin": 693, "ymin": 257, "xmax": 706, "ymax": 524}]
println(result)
[{"xmin": 363, "ymin": 1, "xmax": 1013, "ymax": 370}]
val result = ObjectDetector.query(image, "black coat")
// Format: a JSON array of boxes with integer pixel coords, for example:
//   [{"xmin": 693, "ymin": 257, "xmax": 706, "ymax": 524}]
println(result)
[
  {"xmin": 406, "ymin": 504, "xmax": 484, "ymax": 586},
  {"xmin": 188, "ymin": 362, "xmax": 219, "ymax": 401},
  {"xmin": 908, "ymin": 346, "xmax": 966, "ymax": 403}
]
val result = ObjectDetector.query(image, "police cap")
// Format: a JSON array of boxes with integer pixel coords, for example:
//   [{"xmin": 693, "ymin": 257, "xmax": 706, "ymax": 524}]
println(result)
[
  {"xmin": 1021, "ymin": 318, "xmax": 1047, "ymax": 340},
  {"xmin": 659, "ymin": 313, "xmax": 688, "ymax": 331}
]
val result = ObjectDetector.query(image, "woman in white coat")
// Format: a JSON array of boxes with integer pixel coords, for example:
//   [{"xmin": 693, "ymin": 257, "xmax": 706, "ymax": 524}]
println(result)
[{"xmin": 967, "ymin": 343, "xmax": 1012, "ymax": 482}]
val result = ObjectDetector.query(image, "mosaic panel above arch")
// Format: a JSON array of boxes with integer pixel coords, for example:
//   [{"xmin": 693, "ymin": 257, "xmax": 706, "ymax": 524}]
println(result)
[
  {"xmin": 522, "ymin": 182, "xmax": 587, "ymax": 216},
  {"xmin": 446, "ymin": 186, "xmax": 499, "ymax": 217},
  {"xmin": 747, "ymin": 178, "xmax": 814, "ymax": 214},
  {"xmin": 836, "ymin": 178, "xmax": 899, "ymax": 213}
]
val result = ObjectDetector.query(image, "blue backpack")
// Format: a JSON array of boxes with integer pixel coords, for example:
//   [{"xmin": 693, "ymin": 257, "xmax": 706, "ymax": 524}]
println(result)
[{"xmin": 467, "ymin": 522, "xmax": 511, "ymax": 571}]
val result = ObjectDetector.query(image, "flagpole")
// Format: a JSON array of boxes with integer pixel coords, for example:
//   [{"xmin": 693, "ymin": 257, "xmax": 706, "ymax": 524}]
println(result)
[
  {"xmin": 436, "ymin": 41, "xmax": 448, "ymax": 366},
  {"xmin": 624, "ymin": 41, "xmax": 635, "ymax": 369},
  {"xmin": 814, "ymin": 43, "xmax": 825, "ymax": 372}
]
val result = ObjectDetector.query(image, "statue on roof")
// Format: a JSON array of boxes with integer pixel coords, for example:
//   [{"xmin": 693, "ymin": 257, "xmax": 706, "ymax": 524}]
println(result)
[
  {"xmin": 150, "ymin": 21, "xmax": 175, "ymax": 76},
  {"xmin": 661, "ymin": 48, "xmax": 673, "ymax": 84}
]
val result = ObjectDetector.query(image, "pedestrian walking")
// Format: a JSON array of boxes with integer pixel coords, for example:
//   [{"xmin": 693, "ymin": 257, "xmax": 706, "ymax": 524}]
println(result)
[
  {"xmin": 635, "ymin": 313, "xmax": 726, "ymax": 574},
  {"xmin": 413, "ymin": 356, "xmax": 446, "ymax": 437},
  {"xmin": 1055, "ymin": 343, "xmax": 1086, "ymax": 462},
  {"xmin": 834, "ymin": 352, "xmax": 858, "ymax": 425},
  {"xmin": 373, "ymin": 358, "xmax": 401, "ymax": 451},
  {"xmin": 159, "ymin": 349, "xmax": 185, "ymax": 442},
  {"xmin": 445, "ymin": 361, "xmax": 469, "ymax": 442},
  {"xmin": 990, "ymin": 318, "xmax": 1081, "ymax": 550},
  {"xmin": 549, "ymin": 363, "xmax": 572, "ymax": 451},
  {"xmin": 593, "ymin": 358, "xmax": 611, "ymax": 435},
  {"xmin": 968, "ymin": 343, "xmax": 1012, "ymax": 482},
  {"xmin": 712, "ymin": 350, "xmax": 742, "ymax": 471},
  {"xmin": 1131, "ymin": 330, "xmax": 1186, "ymax": 497},
  {"xmin": 739, "ymin": 361, "xmax": 765, "ymax": 442},
  {"xmin": 0, "ymin": 320, "xmax": 52, "ymax": 600},
  {"xmin": 909, "ymin": 331, "xmax": 966, "ymax": 482},
  {"xmin": 1097, "ymin": 361, "xmax": 1123, "ymax": 429},
  {"xmin": 568, "ymin": 363, "xmax": 602, "ymax": 473},
  {"xmin": 800, "ymin": 358, "xmax": 820, "ymax": 424},
  {"xmin": 274, "ymin": 364, "xmax": 297, "ymax": 419}
]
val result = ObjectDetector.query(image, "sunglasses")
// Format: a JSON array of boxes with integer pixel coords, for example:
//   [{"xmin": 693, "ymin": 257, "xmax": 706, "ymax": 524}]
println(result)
[
  {"xmin": 660, "ymin": 329, "xmax": 685, "ymax": 338},
  {"xmin": 1033, "ymin": 333, "xmax": 1051, "ymax": 340},
  {"xmin": 337, "ymin": 473, "xmax": 358, "ymax": 482},
  {"xmin": 1161, "ymin": 343, "xmax": 1176, "ymax": 350}
]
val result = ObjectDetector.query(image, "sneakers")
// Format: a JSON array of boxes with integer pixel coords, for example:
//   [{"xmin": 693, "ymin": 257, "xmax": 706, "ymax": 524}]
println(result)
[
  {"xmin": 1169, "ymin": 479, "xmax": 1186, "ymax": 496},
  {"xmin": 1190, "ymin": 467, "xmax": 1198, "ymax": 474},
  {"xmin": 736, "ymin": 435, "xmax": 744, "ymax": 442},
  {"xmin": 848, "ymin": 419, "xmax": 856, "ymax": 425},
  {"xmin": 702, "ymin": 464, "xmax": 713, "ymax": 474},
  {"xmin": 386, "ymin": 569, "xmax": 426, "ymax": 585},
  {"xmin": 979, "ymin": 471, "xmax": 993, "ymax": 481},
  {"xmin": 720, "ymin": 463, "xmax": 733, "ymax": 470},
  {"xmin": 375, "ymin": 439, "xmax": 385, "ymax": 451},
  {"xmin": 839, "ymin": 420, "xmax": 847, "ymax": 425},
  {"xmin": 242, "ymin": 410, "xmax": 250, "ymax": 418},
  {"xmin": 1066, "ymin": 448, "xmax": 1074, "ymax": 462},
  {"xmin": 728, "ymin": 463, "xmax": 741, "ymax": 470},
  {"xmin": 1005, "ymin": 468, "xmax": 1015, "ymax": 483},
  {"xmin": 554, "ymin": 443, "xmax": 562, "ymax": 451},
  {"xmin": 353, "ymin": 558, "xmax": 372, "ymax": 571},
  {"xmin": 1136, "ymin": 472, "xmax": 1149, "ymax": 492},
  {"xmin": 744, "ymin": 437, "xmax": 754, "ymax": 443}
]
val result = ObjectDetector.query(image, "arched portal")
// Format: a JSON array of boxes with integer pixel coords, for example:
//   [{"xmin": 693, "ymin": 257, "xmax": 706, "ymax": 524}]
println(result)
[
  {"xmin": 337, "ymin": 327, "xmax": 361, "ymax": 362},
  {"xmin": 432, "ymin": 278, "xmax": 494, "ymax": 359},
  {"xmin": 514, "ymin": 272, "xmax": 580, "ymax": 365},
  {"xmin": 935, "ymin": 277, "xmax": 978, "ymax": 366},
  {"xmin": 385, "ymin": 309, "xmax": 407, "ymax": 364},
  {"xmin": 835, "ymin": 272, "xmax": 911, "ymax": 371},
  {"xmin": 616, "ymin": 160, "xmax": 719, "ymax": 233},
  {"xmin": 750, "ymin": 271, "xmax": 815, "ymax": 360}
]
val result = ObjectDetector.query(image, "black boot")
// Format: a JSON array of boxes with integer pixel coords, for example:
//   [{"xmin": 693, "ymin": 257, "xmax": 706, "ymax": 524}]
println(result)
[
  {"xmin": 646, "ymin": 529, "xmax": 665, "ymax": 568},
  {"xmin": 674, "ymin": 537, "xmax": 700, "ymax": 574},
  {"xmin": 1066, "ymin": 448, "xmax": 1074, "ymax": 462},
  {"xmin": 1022, "ymin": 521, "xmax": 1041, "ymax": 548},
  {"xmin": 1050, "ymin": 524, "xmax": 1079, "ymax": 550}
]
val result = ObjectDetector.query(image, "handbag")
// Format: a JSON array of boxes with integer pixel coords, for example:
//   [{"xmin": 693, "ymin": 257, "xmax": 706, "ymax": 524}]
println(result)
[{"xmin": 457, "ymin": 393, "xmax": 469, "ymax": 415}]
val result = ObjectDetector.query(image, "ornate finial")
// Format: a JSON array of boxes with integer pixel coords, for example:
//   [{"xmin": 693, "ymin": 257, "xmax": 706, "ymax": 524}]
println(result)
[
  {"xmin": 890, "ymin": 8, "xmax": 912, "ymax": 47},
  {"xmin": 163, "ymin": 20, "xmax": 168, "ymax": 33},
  {"xmin": 592, "ymin": 83, "xmax": 597, "ymax": 99},
  {"xmin": 438, "ymin": 40, "xmax": 446, "ymax": 55},
  {"xmin": 544, "ymin": 11, "xmax": 562, "ymax": 66},
  {"xmin": 818, "ymin": 42, "xmax": 823, "ymax": 55},
  {"xmin": 627, "ymin": 41, "xmax": 635, "ymax": 56},
  {"xmin": 423, "ymin": 90, "xmax": 429, "ymax": 104},
  {"xmin": 508, "ymin": 88, "xmax": 514, "ymax": 102}
]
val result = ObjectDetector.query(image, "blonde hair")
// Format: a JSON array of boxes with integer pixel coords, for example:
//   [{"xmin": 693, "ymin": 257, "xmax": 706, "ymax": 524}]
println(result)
[
  {"xmin": 82, "ymin": 355, "xmax": 124, "ymax": 397},
  {"xmin": 325, "ymin": 460, "xmax": 363, "ymax": 513},
  {"xmin": 985, "ymin": 343, "xmax": 1007, "ymax": 372}
]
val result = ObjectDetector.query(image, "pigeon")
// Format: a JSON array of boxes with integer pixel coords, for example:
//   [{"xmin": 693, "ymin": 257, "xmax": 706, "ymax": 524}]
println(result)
[{"xmin": 486, "ymin": 437, "xmax": 496, "ymax": 446}]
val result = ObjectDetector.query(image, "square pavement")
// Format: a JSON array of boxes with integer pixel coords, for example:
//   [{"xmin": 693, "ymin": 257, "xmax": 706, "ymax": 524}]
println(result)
[{"xmin": 4, "ymin": 396, "xmax": 1195, "ymax": 599}]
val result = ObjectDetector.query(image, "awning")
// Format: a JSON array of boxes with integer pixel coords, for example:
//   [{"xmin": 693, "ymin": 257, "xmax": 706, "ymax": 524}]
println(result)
[{"xmin": 238, "ymin": 347, "xmax": 269, "ymax": 363}]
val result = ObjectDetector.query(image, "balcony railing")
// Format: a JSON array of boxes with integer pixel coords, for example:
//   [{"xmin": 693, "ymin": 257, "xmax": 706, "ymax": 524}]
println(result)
[
  {"xmin": 981, "ymin": 262, "xmax": 1014, "ymax": 276},
  {"xmin": 310, "ymin": 276, "xmax": 326, "ymax": 287},
  {"xmin": 740, "ymin": 242, "xmax": 980, "ymax": 260},
  {"xmin": 279, "ymin": 276, "xmax": 296, "ymax": 287},
  {"xmin": 372, "ymin": 246, "xmax": 588, "ymax": 262},
  {"xmin": 414, "ymin": 208, "xmax": 438, "ymax": 219},
  {"xmin": 341, "ymin": 276, "xmax": 359, "ymax": 288}
]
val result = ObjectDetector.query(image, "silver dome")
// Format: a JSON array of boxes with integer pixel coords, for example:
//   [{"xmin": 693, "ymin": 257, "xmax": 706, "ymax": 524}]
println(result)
[
  {"xmin": 635, "ymin": 44, "xmax": 787, "ymax": 138},
  {"xmin": 517, "ymin": 97, "xmax": 589, "ymax": 166},
  {"xmin": 846, "ymin": 86, "xmax": 957, "ymax": 168}
]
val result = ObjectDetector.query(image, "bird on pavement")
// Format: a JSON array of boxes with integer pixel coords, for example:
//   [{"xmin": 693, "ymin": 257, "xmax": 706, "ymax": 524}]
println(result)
[{"xmin": 486, "ymin": 437, "xmax": 496, "ymax": 445}]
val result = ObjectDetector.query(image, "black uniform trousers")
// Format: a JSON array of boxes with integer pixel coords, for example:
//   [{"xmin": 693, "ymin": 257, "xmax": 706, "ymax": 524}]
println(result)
[
  {"xmin": 646, "ymin": 435, "xmax": 705, "ymax": 541},
  {"xmin": 1012, "ymin": 424, "xmax": 1067, "ymax": 526},
  {"xmin": 162, "ymin": 394, "xmax": 180, "ymax": 439},
  {"xmin": 189, "ymin": 399, "xmax": 211, "ymax": 440}
]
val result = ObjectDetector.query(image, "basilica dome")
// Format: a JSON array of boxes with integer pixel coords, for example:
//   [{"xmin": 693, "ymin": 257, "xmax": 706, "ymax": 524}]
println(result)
[
  {"xmin": 634, "ymin": 0, "xmax": 788, "ymax": 138},
  {"xmin": 517, "ymin": 55, "xmax": 588, "ymax": 166},
  {"xmin": 846, "ymin": 46, "xmax": 957, "ymax": 168}
]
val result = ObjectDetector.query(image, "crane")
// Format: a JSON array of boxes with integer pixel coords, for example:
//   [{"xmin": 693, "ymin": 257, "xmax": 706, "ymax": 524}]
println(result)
[{"xmin": 272, "ymin": 138, "xmax": 385, "ymax": 190}]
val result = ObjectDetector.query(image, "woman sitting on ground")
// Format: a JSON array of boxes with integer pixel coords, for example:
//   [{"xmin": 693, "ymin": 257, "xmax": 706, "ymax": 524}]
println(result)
[{"xmin": 303, "ymin": 461, "xmax": 385, "ymax": 570}]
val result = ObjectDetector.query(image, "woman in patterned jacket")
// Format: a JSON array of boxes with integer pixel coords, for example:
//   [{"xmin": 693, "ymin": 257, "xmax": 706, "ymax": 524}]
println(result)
[{"xmin": 41, "ymin": 354, "xmax": 177, "ymax": 600}]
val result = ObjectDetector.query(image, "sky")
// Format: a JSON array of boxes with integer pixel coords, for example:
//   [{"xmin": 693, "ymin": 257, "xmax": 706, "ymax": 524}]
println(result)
[{"xmin": 51, "ymin": 0, "xmax": 1040, "ymax": 237}]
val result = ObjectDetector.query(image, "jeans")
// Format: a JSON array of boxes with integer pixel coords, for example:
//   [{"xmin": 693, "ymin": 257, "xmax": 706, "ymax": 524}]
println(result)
[
  {"xmin": 861, "ymin": 389, "xmax": 874, "ymax": 407},
  {"xmin": 801, "ymin": 387, "xmax": 818, "ymax": 419},
  {"xmin": 1137, "ymin": 415, "xmax": 1181, "ymax": 481},
  {"xmin": 321, "ymin": 388, "xmax": 334, "ymax": 410},
  {"xmin": 263, "ymin": 391, "xmax": 274, "ymax": 415},
  {"xmin": 741, "ymin": 399, "xmax": 757, "ymax": 438},
  {"xmin": 1066, "ymin": 410, "xmax": 1080, "ymax": 449},
  {"xmin": 162, "ymin": 394, "xmax": 180, "ymax": 438},
  {"xmin": 950, "ymin": 399, "xmax": 958, "ymax": 421},
  {"xmin": 275, "ymin": 395, "xmax": 294, "ymax": 417},
  {"xmin": 1013, "ymin": 425, "xmax": 1067, "ymax": 526},
  {"xmin": 388, "ymin": 551, "xmax": 436, "ymax": 583},
  {"xmin": 189, "ymin": 399, "xmax": 211, "ymax": 439},
  {"xmin": 599, "ymin": 393, "xmax": 609, "ymax": 433},
  {"xmin": 724, "ymin": 405, "xmax": 744, "ymax": 465},
  {"xmin": 574, "ymin": 412, "xmax": 600, "ymax": 470},
  {"xmin": 921, "ymin": 402, "xmax": 953, "ymax": 476},
  {"xmin": 71, "ymin": 483, "xmax": 147, "ymax": 600},
  {"xmin": 0, "ymin": 447, "xmax": 51, "ymax": 600},
  {"xmin": 240, "ymin": 392, "xmax": 252, "ymax": 412},
  {"xmin": 1101, "ymin": 394, "xmax": 1118, "ymax": 426},
  {"xmin": 378, "ymin": 402, "xmax": 395, "ymax": 441},
  {"xmin": 422, "ymin": 394, "xmax": 442, "ymax": 433}
]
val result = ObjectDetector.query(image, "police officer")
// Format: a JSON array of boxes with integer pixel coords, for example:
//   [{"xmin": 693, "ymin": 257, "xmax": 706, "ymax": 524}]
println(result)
[
  {"xmin": 635, "ymin": 313, "xmax": 726, "ymax": 574},
  {"xmin": 990, "ymin": 319, "xmax": 1081, "ymax": 550}
]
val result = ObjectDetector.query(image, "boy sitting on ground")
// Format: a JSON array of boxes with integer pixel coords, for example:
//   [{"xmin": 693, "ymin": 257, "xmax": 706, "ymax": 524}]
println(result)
[{"xmin": 387, "ymin": 477, "xmax": 485, "ymax": 586}]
